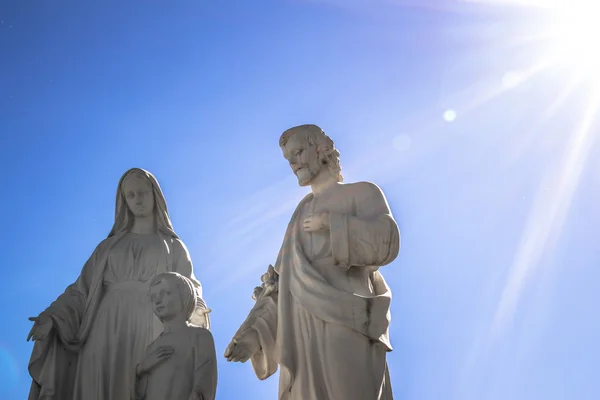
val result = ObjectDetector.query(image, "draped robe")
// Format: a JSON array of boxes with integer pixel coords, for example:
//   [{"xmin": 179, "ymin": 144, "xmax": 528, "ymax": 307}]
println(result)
[
  {"xmin": 28, "ymin": 232, "xmax": 209, "ymax": 400},
  {"xmin": 244, "ymin": 181, "xmax": 400, "ymax": 400}
]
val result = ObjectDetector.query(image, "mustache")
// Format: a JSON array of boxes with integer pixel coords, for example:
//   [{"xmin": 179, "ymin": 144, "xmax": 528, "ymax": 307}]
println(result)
[{"xmin": 292, "ymin": 165, "xmax": 308, "ymax": 173}]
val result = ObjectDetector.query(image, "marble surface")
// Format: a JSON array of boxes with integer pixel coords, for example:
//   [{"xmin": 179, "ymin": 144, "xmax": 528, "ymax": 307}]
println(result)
[
  {"xmin": 225, "ymin": 125, "xmax": 400, "ymax": 399},
  {"xmin": 27, "ymin": 168, "xmax": 211, "ymax": 400}
]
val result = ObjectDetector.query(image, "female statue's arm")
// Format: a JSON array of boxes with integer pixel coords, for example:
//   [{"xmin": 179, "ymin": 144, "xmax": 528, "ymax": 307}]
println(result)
[
  {"xmin": 29, "ymin": 241, "xmax": 103, "ymax": 345},
  {"xmin": 28, "ymin": 240, "xmax": 107, "ymax": 400}
]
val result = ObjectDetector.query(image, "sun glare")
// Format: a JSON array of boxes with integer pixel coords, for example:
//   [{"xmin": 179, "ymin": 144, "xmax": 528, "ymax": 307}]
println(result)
[
  {"xmin": 548, "ymin": 1, "xmax": 600, "ymax": 81},
  {"xmin": 482, "ymin": 0, "xmax": 600, "ymax": 336}
]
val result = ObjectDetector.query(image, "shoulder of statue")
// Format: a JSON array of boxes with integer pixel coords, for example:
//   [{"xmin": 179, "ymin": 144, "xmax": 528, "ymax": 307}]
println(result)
[
  {"xmin": 95, "ymin": 236, "xmax": 117, "ymax": 253},
  {"xmin": 343, "ymin": 181, "xmax": 385, "ymax": 199},
  {"xmin": 189, "ymin": 325, "xmax": 215, "ymax": 344},
  {"xmin": 298, "ymin": 192, "xmax": 314, "ymax": 206},
  {"xmin": 289, "ymin": 193, "xmax": 314, "ymax": 220},
  {"xmin": 170, "ymin": 236, "xmax": 185, "ymax": 248},
  {"xmin": 166, "ymin": 237, "xmax": 189, "ymax": 253}
]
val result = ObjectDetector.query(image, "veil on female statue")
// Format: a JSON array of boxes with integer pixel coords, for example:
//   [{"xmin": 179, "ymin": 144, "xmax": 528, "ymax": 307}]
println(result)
[{"xmin": 109, "ymin": 168, "xmax": 178, "ymax": 239}]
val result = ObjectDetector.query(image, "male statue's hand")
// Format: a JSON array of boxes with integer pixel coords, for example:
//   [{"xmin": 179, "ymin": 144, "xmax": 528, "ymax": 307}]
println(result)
[
  {"xmin": 303, "ymin": 211, "xmax": 330, "ymax": 232},
  {"xmin": 224, "ymin": 328, "xmax": 260, "ymax": 363},
  {"xmin": 27, "ymin": 314, "xmax": 53, "ymax": 342}
]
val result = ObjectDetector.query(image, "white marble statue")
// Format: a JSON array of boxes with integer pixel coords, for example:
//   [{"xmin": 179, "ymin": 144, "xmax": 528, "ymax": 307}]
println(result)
[
  {"xmin": 27, "ymin": 168, "xmax": 211, "ymax": 400},
  {"xmin": 224, "ymin": 124, "xmax": 400, "ymax": 399},
  {"xmin": 134, "ymin": 272, "xmax": 217, "ymax": 400}
]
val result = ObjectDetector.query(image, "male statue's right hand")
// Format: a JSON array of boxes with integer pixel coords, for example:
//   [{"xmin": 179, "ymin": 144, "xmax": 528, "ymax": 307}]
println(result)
[
  {"xmin": 224, "ymin": 328, "xmax": 260, "ymax": 363},
  {"xmin": 27, "ymin": 313, "xmax": 53, "ymax": 342}
]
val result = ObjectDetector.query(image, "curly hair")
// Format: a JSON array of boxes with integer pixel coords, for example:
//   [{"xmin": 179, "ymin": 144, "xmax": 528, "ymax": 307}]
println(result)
[{"xmin": 279, "ymin": 124, "xmax": 343, "ymax": 183}]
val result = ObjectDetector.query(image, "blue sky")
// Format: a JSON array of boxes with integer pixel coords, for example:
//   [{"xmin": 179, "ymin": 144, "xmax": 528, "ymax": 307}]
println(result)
[{"xmin": 1, "ymin": 1, "xmax": 599, "ymax": 399}]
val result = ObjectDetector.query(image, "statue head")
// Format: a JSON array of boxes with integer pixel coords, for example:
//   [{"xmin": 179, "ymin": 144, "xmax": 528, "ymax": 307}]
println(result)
[
  {"xmin": 149, "ymin": 272, "xmax": 197, "ymax": 322},
  {"xmin": 122, "ymin": 170, "xmax": 155, "ymax": 219},
  {"xmin": 279, "ymin": 124, "xmax": 343, "ymax": 186},
  {"xmin": 108, "ymin": 168, "xmax": 178, "ymax": 238}
]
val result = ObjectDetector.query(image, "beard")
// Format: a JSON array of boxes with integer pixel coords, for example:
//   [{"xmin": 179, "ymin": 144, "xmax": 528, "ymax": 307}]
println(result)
[{"xmin": 295, "ymin": 162, "xmax": 322, "ymax": 186}]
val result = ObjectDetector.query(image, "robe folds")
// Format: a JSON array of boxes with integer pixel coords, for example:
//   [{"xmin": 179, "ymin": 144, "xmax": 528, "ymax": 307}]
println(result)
[
  {"xmin": 248, "ymin": 182, "xmax": 400, "ymax": 400},
  {"xmin": 28, "ymin": 232, "xmax": 208, "ymax": 400}
]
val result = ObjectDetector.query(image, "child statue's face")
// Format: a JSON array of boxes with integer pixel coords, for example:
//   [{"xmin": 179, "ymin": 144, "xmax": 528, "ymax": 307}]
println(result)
[{"xmin": 150, "ymin": 278, "xmax": 182, "ymax": 321}]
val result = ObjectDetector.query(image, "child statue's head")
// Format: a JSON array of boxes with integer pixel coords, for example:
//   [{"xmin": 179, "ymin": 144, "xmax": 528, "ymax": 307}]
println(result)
[{"xmin": 149, "ymin": 272, "xmax": 197, "ymax": 322}]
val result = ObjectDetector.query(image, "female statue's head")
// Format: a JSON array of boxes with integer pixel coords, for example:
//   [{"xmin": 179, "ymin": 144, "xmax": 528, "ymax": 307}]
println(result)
[
  {"xmin": 122, "ymin": 170, "xmax": 155, "ymax": 219},
  {"xmin": 108, "ymin": 168, "xmax": 177, "ymax": 238}
]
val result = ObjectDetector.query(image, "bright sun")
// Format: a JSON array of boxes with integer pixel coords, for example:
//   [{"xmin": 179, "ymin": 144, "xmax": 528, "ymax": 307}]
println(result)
[{"xmin": 548, "ymin": 1, "xmax": 600, "ymax": 79}]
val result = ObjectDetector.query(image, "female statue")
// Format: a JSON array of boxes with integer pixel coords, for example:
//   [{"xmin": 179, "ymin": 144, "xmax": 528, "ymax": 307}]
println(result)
[{"xmin": 27, "ymin": 168, "xmax": 211, "ymax": 400}]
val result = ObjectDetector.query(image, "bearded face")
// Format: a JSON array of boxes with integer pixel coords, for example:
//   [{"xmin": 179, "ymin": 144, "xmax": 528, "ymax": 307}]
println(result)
[{"xmin": 281, "ymin": 132, "xmax": 323, "ymax": 186}]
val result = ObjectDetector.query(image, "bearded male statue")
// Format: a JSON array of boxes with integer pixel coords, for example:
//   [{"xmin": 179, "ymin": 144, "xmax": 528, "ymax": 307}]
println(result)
[{"xmin": 224, "ymin": 124, "xmax": 400, "ymax": 399}]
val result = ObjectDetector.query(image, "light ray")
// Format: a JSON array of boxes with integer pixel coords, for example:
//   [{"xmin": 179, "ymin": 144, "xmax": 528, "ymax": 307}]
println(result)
[
  {"xmin": 457, "ymin": 88, "xmax": 599, "ymax": 400},
  {"xmin": 491, "ymin": 89, "xmax": 599, "ymax": 337},
  {"xmin": 463, "ymin": 57, "xmax": 557, "ymax": 112},
  {"xmin": 508, "ymin": 75, "xmax": 581, "ymax": 162}
]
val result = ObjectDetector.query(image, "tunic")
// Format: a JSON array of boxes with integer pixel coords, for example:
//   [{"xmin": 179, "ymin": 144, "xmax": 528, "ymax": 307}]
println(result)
[
  {"xmin": 73, "ymin": 233, "xmax": 165, "ymax": 399},
  {"xmin": 134, "ymin": 325, "xmax": 217, "ymax": 400}
]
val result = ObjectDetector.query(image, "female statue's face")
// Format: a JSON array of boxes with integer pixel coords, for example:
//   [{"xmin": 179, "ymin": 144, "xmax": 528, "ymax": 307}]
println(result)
[
  {"xmin": 150, "ymin": 278, "xmax": 182, "ymax": 321},
  {"xmin": 122, "ymin": 174, "xmax": 155, "ymax": 218}
]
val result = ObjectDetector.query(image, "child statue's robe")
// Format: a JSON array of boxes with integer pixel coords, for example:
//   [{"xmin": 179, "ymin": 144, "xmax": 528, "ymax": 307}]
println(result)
[{"xmin": 134, "ymin": 325, "xmax": 217, "ymax": 400}]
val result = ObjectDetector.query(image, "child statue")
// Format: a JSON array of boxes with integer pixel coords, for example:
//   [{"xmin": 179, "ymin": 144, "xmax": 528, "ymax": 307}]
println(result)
[{"xmin": 134, "ymin": 272, "xmax": 218, "ymax": 400}]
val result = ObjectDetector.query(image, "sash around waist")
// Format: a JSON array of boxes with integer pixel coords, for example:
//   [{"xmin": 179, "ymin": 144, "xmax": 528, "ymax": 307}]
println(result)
[{"xmin": 104, "ymin": 280, "xmax": 150, "ymax": 293}]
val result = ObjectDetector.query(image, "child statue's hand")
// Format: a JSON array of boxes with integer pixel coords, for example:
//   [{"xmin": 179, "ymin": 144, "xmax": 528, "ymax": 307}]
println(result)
[{"xmin": 136, "ymin": 346, "xmax": 174, "ymax": 376}]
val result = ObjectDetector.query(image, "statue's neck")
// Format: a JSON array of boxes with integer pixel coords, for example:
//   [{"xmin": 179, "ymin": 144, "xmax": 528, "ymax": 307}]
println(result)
[
  {"xmin": 131, "ymin": 214, "xmax": 156, "ymax": 235},
  {"xmin": 310, "ymin": 171, "xmax": 338, "ymax": 196},
  {"xmin": 162, "ymin": 315, "xmax": 188, "ymax": 334}
]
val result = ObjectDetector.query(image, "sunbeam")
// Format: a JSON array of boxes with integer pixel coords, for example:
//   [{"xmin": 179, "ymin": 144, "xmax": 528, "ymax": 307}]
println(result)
[
  {"xmin": 508, "ymin": 75, "xmax": 580, "ymax": 162},
  {"xmin": 471, "ymin": 0, "xmax": 600, "ymax": 72},
  {"xmin": 532, "ymin": 1, "xmax": 600, "ymax": 83},
  {"xmin": 457, "ymin": 80, "xmax": 599, "ymax": 400},
  {"xmin": 492, "ymin": 87, "xmax": 600, "ymax": 338},
  {"xmin": 465, "ymin": 58, "xmax": 557, "ymax": 112}
]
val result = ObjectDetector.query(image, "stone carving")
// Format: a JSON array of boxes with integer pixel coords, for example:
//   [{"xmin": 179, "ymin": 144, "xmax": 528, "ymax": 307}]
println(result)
[
  {"xmin": 134, "ymin": 272, "xmax": 217, "ymax": 400},
  {"xmin": 224, "ymin": 125, "xmax": 400, "ymax": 399},
  {"xmin": 27, "ymin": 168, "xmax": 211, "ymax": 400}
]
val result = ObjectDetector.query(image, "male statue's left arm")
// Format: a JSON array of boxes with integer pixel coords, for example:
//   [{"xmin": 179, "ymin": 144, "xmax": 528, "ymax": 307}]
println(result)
[
  {"xmin": 329, "ymin": 182, "xmax": 400, "ymax": 269},
  {"xmin": 224, "ymin": 265, "xmax": 279, "ymax": 380}
]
